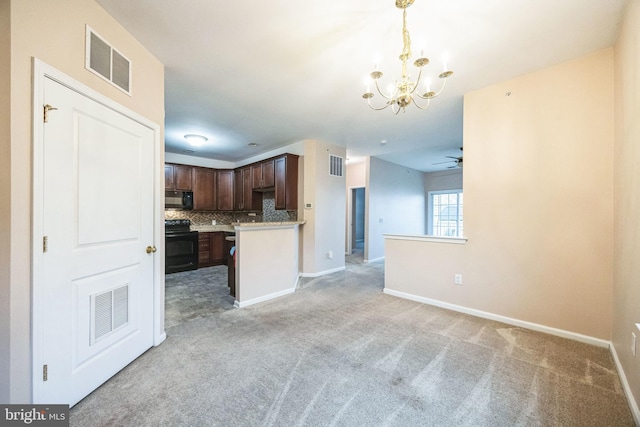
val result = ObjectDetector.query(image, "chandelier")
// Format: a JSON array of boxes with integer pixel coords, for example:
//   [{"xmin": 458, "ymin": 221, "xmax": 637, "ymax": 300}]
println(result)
[{"xmin": 362, "ymin": 0, "xmax": 453, "ymax": 114}]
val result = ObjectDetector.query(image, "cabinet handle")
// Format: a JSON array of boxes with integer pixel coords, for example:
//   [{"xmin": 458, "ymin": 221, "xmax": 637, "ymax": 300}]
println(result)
[{"xmin": 146, "ymin": 246, "xmax": 157, "ymax": 254}]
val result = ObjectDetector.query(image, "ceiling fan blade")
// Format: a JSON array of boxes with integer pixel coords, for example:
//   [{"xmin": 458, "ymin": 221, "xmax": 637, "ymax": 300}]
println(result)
[{"xmin": 432, "ymin": 160, "xmax": 456, "ymax": 165}]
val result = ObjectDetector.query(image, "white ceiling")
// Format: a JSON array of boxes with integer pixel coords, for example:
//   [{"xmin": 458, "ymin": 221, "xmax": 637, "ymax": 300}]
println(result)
[{"xmin": 96, "ymin": 0, "xmax": 625, "ymax": 171}]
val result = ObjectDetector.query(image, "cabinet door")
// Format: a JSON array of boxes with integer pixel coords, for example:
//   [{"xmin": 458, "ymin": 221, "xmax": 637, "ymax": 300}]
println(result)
[
  {"xmin": 274, "ymin": 155, "xmax": 298, "ymax": 210},
  {"xmin": 211, "ymin": 232, "xmax": 225, "ymax": 264},
  {"xmin": 165, "ymin": 163, "xmax": 193, "ymax": 190},
  {"xmin": 251, "ymin": 164, "xmax": 263, "ymax": 189},
  {"xmin": 274, "ymin": 157, "xmax": 286, "ymax": 210},
  {"xmin": 243, "ymin": 168, "xmax": 255, "ymax": 210},
  {"xmin": 173, "ymin": 165, "xmax": 193, "ymax": 190},
  {"xmin": 262, "ymin": 159, "xmax": 275, "ymax": 188},
  {"xmin": 234, "ymin": 169, "xmax": 243, "ymax": 210},
  {"xmin": 217, "ymin": 170, "xmax": 234, "ymax": 211},
  {"xmin": 193, "ymin": 168, "xmax": 216, "ymax": 210},
  {"xmin": 198, "ymin": 233, "xmax": 212, "ymax": 266},
  {"xmin": 164, "ymin": 164, "xmax": 174, "ymax": 189}
]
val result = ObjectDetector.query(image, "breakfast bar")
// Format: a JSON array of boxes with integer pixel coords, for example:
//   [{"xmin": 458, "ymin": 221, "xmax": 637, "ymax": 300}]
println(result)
[{"xmin": 232, "ymin": 221, "xmax": 304, "ymax": 307}]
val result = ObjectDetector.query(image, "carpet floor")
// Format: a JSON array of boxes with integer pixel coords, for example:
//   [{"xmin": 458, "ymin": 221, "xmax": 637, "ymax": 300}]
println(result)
[{"xmin": 70, "ymin": 253, "xmax": 635, "ymax": 426}]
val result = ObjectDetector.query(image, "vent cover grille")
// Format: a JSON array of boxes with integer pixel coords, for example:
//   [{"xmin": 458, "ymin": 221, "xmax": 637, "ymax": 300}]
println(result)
[
  {"xmin": 92, "ymin": 284, "xmax": 129, "ymax": 343},
  {"xmin": 85, "ymin": 26, "xmax": 131, "ymax": 95},
  {"xmin": 329, "ymin": 155, "xmax": 344, "ymax": 177}
]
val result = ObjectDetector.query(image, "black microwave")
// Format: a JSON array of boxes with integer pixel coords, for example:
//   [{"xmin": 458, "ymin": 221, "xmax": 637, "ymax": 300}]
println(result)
[{"xmin": 165, "ymin": 190, "xmax": 194, "ymax": 210}]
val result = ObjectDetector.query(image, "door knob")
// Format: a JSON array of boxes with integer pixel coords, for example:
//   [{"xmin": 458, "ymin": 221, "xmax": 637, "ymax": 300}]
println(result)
[{"xmin": 146, "ymin": 246, "xmax": 157, "ymax": 254}]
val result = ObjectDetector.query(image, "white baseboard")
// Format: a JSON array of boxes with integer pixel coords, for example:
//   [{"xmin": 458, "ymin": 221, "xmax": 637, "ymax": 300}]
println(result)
[
  {"xmin": 610, "ymin": 342, "xmax": 640, "ymax": 425},
  {"xmin": 382, "ymin": 288, "xmax": 610, "ymax": 348},
  {"xmin": 300, "ymin": 266, "xmax": 346, "ymax": 278},
  {"xmin": 364, "ymin": 256, "xmax": 385, "ymax": 264},
  {"xmin": 234, "ymin": 286, "xmax": 296, "ymax": 308}
]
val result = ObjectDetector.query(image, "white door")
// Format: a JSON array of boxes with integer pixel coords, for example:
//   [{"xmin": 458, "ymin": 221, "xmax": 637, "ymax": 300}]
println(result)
[{"xmin": 35, "ymin": 76, "xmax": 156, "ymax": 406}]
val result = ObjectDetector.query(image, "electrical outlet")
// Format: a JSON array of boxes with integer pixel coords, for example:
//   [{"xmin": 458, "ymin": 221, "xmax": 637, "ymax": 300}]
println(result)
[
  {"xmin": 632, "ymin": 332, "xmax": 637, "ymax": 357},
  {"xmin": 327, "ymin": 251, "xmax": 333, "ymax": 260},
  {"xmin": 454, "ymin": 274, "xmax": 463, "ymax": 285}
]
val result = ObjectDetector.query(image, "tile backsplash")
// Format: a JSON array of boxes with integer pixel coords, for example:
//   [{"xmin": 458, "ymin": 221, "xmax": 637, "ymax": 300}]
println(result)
[{"xmin": 165, "ymin": 191, "xmax": 296, "ymax": 225}]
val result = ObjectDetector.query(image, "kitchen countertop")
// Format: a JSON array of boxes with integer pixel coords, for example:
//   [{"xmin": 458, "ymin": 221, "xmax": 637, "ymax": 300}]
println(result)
[
  {"xmin": 191, "ymin": 221, "xmax": 305, "ymax": 233},
  {"xmin": 190, "ymin": 224, "xmax": 235, "ymax": 233}
]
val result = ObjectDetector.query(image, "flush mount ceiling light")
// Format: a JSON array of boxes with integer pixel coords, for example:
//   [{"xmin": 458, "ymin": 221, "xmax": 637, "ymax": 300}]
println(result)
[
  {"xmin": 362, "ymin": 0, "xmax": 453, "ymax": 114},
  {"xmin": 184, "ymin": 134, "xmax": 207, "ymax": 147}
]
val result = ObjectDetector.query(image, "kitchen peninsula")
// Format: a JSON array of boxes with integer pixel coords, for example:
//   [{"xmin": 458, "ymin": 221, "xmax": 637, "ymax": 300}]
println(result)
[{"xmin": 231, "ymin": 221, "xmax": 304, "ymax": 308}]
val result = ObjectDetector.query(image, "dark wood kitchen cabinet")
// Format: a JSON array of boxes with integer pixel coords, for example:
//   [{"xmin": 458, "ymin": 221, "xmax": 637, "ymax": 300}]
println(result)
[
  {"xmin": 251, "ymin": 159, "xmax": 275, "ymax": 190},
  {"xmin": 192, "ymin": 167, "xmax": 216, "ymax": 211},
  {"xmin": 164, "ymin": 163, "xmax": 192, "ymax": 190},
  {"xmin": 234, "ymin": 167, "xmax": 262, "ymax": 211},
  {"xmin": 274, "ymin": 154, "xmax": 299, "ymax": 210},
  {"xmin": 216, "ymin": 170, "xmax": 234, "ymax": 211},
  {"xmin": 198, "ymin": 232, "xmax": 226, "ymax": 267}
]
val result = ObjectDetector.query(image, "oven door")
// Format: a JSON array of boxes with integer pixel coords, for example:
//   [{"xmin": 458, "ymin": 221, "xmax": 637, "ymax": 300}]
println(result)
[{"xmin": 165, "ymin": 231, "xmax": 199, "ymax": 274}]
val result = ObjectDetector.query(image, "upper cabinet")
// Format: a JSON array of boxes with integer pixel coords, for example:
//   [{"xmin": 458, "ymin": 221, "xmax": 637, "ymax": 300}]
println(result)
[
  {"xmin": 165, "ymin": 163, "xmax": 192, "ymax": 190},
  {"xmin": 234, "ymin": 167, "xmax": 261, "ymax": 211},
  {"xmin": 192, "ymin": 167, "xmax": 216, "ymax": 211},
  {"xmin": 251, "ymin": 159, "xmax": 275, "ymax": 190},
  {"xmin": 164, "ymin": 154, "xmax": 297, "ymax": 211},
  {"xmin": 274, "ymin": 154, "xmax": 298, "ymax": 210},
  {"xmin": 216, "ymin": 170, "xmax": 234, "ymax": 211}
]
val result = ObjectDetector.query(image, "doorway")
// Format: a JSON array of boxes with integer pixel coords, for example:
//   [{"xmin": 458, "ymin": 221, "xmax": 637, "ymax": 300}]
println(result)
[{"xmin": 349, "ymin": 187, "xmax": 365, "ymax": 256}]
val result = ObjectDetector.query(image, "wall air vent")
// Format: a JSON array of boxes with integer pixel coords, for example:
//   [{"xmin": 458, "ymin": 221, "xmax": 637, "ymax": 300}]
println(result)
[
  {"xmin": 85, "ymin": 26, "xmax": 132, "ymax": 95},
  {"xmin": 91, "ymin": 284, "xmax": 129, "ymax": 344},
  {"xmin": 329, "ymin": 154, "xmax": 344, "ymax": 177}
]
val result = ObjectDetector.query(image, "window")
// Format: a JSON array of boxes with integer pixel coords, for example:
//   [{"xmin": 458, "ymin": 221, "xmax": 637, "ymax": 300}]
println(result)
[{"xmin": 428, "ymin": 190, "xmax": 463, "ymax": 237}]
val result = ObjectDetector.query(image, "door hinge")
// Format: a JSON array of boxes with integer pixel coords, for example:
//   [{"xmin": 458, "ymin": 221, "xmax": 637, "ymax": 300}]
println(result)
[
  {"xmin": 43, "ymin": 364, "xmax": 48, "ymax": 382},
  {"xmin": 43, "ymin": 236, "xmax": 48, "ymax": 253},
  {"xmin": 43, "ymin": 104, "xmax": 58, "ymax": 123}
]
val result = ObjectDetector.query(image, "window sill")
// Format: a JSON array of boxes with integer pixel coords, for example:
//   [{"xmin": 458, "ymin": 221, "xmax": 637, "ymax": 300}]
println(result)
[{"xmin": 383, "ymin": 234, "xmax": 468, "ymax": 244}]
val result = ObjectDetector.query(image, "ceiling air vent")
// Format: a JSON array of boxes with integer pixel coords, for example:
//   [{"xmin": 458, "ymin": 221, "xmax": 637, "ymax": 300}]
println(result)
[
  {"xmin": 329, "ymin": 154, "xmax": 344, "ymax": 177},
  {"xmin": 85, "ymin": 26, "xmax": 131, "ymax": 95}
]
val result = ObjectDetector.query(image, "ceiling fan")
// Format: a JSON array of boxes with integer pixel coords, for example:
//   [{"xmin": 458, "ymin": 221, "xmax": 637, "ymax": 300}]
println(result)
[{"xmin": 433, "ymin": 147, "xmax": 463, "ymax": 168}]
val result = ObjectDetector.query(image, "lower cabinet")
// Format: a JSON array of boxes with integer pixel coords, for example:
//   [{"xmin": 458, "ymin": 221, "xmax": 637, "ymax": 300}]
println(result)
[{"xmin": 198, "ymin": 232, "xmax": 226, "ymax": 267}]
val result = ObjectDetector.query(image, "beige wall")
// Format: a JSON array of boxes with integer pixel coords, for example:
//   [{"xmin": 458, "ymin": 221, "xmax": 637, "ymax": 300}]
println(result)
[
  {"xmin": 613, "ymin": 0, "xmax": 640, "ymax": 412},
  {"xmin": 301, "ymin": 140, "xmax": 346, "ymax": 275},
  {"xmin": 0, "ymin": 0, "xmax": 11, "ymax": 403},
  {"xmin": 385, "ymin": 49, "xmax": 615, "ymax": 340},
  {"xmin": 4, "ymin": 0, "xmax": 164, "ymax": 403}
]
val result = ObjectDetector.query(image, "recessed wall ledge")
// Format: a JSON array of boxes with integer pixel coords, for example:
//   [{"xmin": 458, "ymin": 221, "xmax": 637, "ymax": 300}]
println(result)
[{"xmin": 383, "ymin": 234, "xmax": 468, "ymax": 244}]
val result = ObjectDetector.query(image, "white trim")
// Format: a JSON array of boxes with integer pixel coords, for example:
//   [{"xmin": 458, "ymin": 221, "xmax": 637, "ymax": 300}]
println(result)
[
  {"xmin": 382, "ymin": 288, "xmax": 610, "ymax": 348},
  {"xmin": 31, "ymin": 59, "xmax": 164, "ymax": 402},
  {"xmin": 384, "ymin": 234, "xmax": 468, "ymax": 244},
  {"xmin": 300, "ymin": 266, "xmax": 346, "ymax": 278},
  {"xmin": 234, "ymin": 287, "xmax": 296, "ymax": 308},
  {"xmin": 610, "ymin": 343, "xmax": 640, "ymax": 425},
  {"xmin": 234, "ymin": 223, "xmax": 302, "ymax": 232},
  {"xmin": 364, "ymin": 256, "xmax": 385, "ymax": 263}
]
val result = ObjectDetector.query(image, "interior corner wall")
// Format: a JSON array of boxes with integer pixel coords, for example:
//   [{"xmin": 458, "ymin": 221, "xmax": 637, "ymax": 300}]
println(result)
[
  {"xmin": 0, "ymin": 0, "xmax": 12, "ymax": 404},
  {"xmin": 366, "ymin": 157, "xmax": 426, "ymax": 261},
  {"xmin": 462, "ymin": 49, "xmax": 614, "ymax": 339},
  {"xmin": 301, "ymin": 140, "xmax": 346, "ymax": 275},
  {"xmin": 7, "ymin": 0, "xmax": 164, "ymax": 403},
  {"xmin": 613, "ymin": 0, "xmax": 640, "ymax": 412}
]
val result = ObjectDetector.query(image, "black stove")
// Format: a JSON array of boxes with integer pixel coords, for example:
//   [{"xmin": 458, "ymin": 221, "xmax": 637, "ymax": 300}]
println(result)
[
  {"xmin": 165, "ymin": 219, "xmax": 193, "ymax": 234},
  {"xmin": 165, "ymin": 219, "xmax": 199, "ymax": 274}
]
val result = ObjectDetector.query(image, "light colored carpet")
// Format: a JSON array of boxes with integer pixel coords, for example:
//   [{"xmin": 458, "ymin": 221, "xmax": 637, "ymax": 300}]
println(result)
[{"xmin": 70, "ymin": 254, "xmax": 634, "ymax": 426}]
